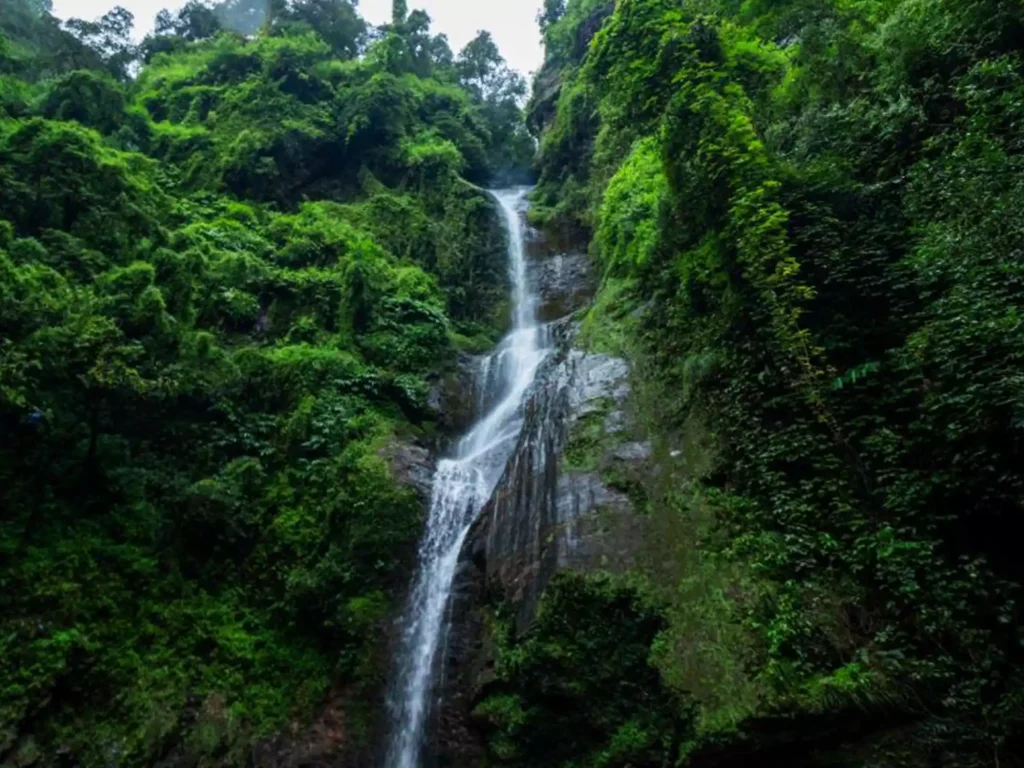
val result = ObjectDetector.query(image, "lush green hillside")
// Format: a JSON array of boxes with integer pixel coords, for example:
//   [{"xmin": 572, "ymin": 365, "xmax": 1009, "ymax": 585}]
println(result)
[
  {"xmin": 8, "ymin": 0, "xmax": 1024, "ymax": 765},
  {"xmin": 0, "ymin": 1, "xmax": 531, "ymax": 764},
  {"xmin": 476, "ymin": 0, "xmax": 1024, "ymax": 765}
]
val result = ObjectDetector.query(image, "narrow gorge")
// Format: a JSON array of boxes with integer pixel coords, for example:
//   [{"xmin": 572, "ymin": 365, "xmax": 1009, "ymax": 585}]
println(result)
[{"xmin": 4, "ymin": 0, "xmax": 1024, "ymax": 766}]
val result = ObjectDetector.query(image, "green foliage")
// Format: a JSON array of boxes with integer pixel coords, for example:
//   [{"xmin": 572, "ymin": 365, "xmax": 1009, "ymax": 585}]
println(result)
[
  {"xmin": 0, "ymin": 0, "xmax": 106, "ymax": 81},
  {"xmin": 37, "ymin": 69, "xmax": 130, "ymax": 135},
  {"xmin": 0, "ymin": 118, "xmax": 165, "ymax": 255},
  {"xmin": 131, "ymin": 24, "xmax": 531, "ymax": 195},
  {"xmin": 595, "ymin": 138, "xmax": 667, "ymax": 278},
  {"xmin": 528, "ymin": 0, "xmax": 1024, "ymax": 761},
  {"xmin": 475, "ymin": 573, "xmax": 691, "ymax": 768},
  {"xmin": 0, "ymin": 2, "xmax": 533, "ymax": 765}
]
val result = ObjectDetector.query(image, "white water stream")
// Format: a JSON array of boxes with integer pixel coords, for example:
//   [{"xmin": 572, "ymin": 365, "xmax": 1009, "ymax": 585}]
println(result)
[{"xmin": 386, "ymin": 188, "xmax": 549, "ymax": 767}]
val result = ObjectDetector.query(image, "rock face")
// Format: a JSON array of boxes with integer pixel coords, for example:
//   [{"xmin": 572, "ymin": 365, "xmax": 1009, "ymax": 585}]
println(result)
[
  {"xmin": 385, "ymin": 347, "xmax": 500, "ymax": 500},
  {"xmin": 530, "ymin": 251, "xmax": 594, "ymax": 323},
  {"xmin": 433, "ymin": 316, "xmax": 652, "ymax": 764},
  {"xmin": 526, "ymin": 2, "xmax": 615, "ymax": 135},
  {"xmin": 420, "ymin": 217, "xmax": 648, "ymax": 765},
  {"xmin": 524, "ymin": 224, "xmax": 595, "ymax": 323},
  {"xmin": 469, "ymin": 321, "xmax": 647, "ymax": 627},
  {"xmin": 428, "ymin": 352, "xmax": 484, "ymax": 436},
  {"xmin": 391, "ymin": 211, "xmax": 639, "ymax": 765},
  {"xmin": 383, "ymin": 439, "xmax": 435, "ymax": 501},
  {"xmin": 526, "ymin": 63, "xmax": 563, "ymax": 135}
]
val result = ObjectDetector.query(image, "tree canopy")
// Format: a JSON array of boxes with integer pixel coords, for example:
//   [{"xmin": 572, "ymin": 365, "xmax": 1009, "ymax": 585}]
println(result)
[
  {"xmin": 477, "ymin": 0, "xmax": 1024, "ymax": 765},
  {"xmin": 0, "ymin": 1, "xmax": 532, "ymax": 764}
]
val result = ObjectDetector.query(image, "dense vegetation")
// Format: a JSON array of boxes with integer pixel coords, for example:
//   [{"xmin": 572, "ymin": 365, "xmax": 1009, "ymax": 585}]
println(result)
[
  {"xmin": 476, "ymin": 0, "xmax": 1024, "ymax": 765},
  {"xmin": 0, "ymin": 0, "xmax": 532, "ymax": 764},
  {"xmin": 9, "ymin": 0, "xmax": 1024, "ymax": 764},
  {"xmin": 476, "ymin": 574, "xmax": 687, "ymax": 767}
]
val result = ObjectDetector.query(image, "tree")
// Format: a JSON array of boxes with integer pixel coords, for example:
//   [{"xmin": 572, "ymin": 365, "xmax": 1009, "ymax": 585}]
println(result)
[
  {"xmin": 276, "ymin": 0, "xmax": 367, "ymax": 59},
  {"xmin": 538, "ymin": 0, "xmax": 566, "ymax": 33},
  {"xmin": 0, "ymin": 0, "xmax": 105, "ymax": 78},
  {"xmin": 392, "ymin": 0, "xmax": 408, "ymax": 26},
  {"xmin": 63, "ymin": 6, "xmax": 136, "ymax": 78},
  {"xmin": 457, "ymin": 31, "xmax": 527, "ymax": 103},
  {"xmin": 38, "ymin": 70, "xmax": 127, "ymax": 135},
  {"xmin": 154, "ymin": 1, "xmax": 221, "ymax": 41},
  {"xmin": 404, "ymin": 9, "xmax": 437, "ymax": 76},
  {"xmin": 426, "ymin": 32, "xmax": 453, "ymax": 71},
  {"xmin": 454, "ymin": 31, "xmax": 532, "ymax": 181},
  {"xmin": 212, "ymin": 0, "xmax": 266, "ymax": 36},
  {"xmin": 456, "ymin": 30, "xmax": 501, "ymax": 97}
]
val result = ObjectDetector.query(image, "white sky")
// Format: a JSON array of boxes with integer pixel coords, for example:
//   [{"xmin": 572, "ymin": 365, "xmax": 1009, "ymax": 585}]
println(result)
[{"xmin": 50, "ymin": 0, "xmax": 546, "ymax": 76}]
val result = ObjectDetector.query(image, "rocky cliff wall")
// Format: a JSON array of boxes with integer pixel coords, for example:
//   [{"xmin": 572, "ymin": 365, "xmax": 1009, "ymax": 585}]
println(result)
[
  {"xmin": 429, "ymin": 239, "xmax": 656, "ymax": 764},
  {"xmin": 463, "ymin": 321, "xmax": 646, "ymax": 629}
]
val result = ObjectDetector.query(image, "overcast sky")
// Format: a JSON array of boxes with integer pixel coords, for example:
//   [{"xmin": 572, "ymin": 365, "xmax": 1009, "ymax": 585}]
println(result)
[{"xmin": 49, "ymin": 0, "xmax": 546, "ymax": 76}]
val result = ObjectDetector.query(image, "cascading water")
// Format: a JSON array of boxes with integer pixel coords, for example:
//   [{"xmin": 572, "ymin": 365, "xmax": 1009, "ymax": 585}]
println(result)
[{"xmin": 387, "ymin": 188, "xmax": 548, "ymax": 767}]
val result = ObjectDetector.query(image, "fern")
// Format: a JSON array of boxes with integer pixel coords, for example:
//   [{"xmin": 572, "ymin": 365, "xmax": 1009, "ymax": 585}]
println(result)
[{"xmin": 830, "ymin": 361, "xmax": 881, "ymax": 391}]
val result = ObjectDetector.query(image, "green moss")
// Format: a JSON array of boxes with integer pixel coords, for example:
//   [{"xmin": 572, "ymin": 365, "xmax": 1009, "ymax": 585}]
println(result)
[
  {"xmin": 562, "ymin": 397, "xmax": 616, "ymax": 471},
  {"xmin": 576, "ymin": 277, "xmax": 636, "ymax": 356},
  {"xmin": 475, "ymin": 573, "xmax": 692, "ymax": 768},
  {"xmin": 0, "ymin": 2, "xmax": 534, "ymax": 763},
  {"xmin": 529, "ymin": 0, "xmax": 1024, "ymax": 761}
]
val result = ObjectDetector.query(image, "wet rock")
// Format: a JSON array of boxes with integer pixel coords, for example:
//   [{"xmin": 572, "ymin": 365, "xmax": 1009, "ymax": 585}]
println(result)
[
  {"xmin": 428, "ymin": 352, "xmax": 481, "ymax": 435},
  {"xmin": 527, "ymin": 64, "xmax": 562, "ymax": 135},
  {"xmin": 529, "ymin": 251, "xmax": 596, "ymax": 323},
  {"xmin": 613, "ymin": 441, "xmax": 653, "ymax": 462},
  {"xmin": 381, "ymin": 440, "xmax": 435, "ymax": 501},
  {"xmin": 434, "ymin": 321, "xmax": 652, "ymax": 765},
  {"xmin": 426, "ymin": 550, "xmax": 490, "ymax": 767},
  {"xmin": 473, "ymin": 331, "xmax": 646, "ymax": 629}
]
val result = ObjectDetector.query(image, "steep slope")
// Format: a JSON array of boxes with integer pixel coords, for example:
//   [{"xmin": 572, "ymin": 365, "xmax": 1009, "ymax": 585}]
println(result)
[
  {"xmin": 439, "ymin": 0, "xmax": 1024, "ymax": 766},
  {"xmin": 0, "ymin": 2, "xmax": 534, "ymax": 765}
]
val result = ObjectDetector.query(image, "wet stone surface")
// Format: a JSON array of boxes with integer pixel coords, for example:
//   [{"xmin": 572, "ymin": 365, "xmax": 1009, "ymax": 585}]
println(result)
[
  {"xmin": 381, "ymin": 440, "xmax": 435, "ymax": 502},
  {"xmin": 529, "ymin": 251, "xmax": 595, "ymax": 323},
  {"xmin": 435, "ymin": 320, "xmax": 653, "ymax": 765},
  {"xmin": 523, "ymin": 224, "xmax": 595, "ymax": 323},
  {"xmin": 427, "ymin": 352, "xmax": 481, "ymax": 436},
  {"xmin": 468, "ymin": 324, "xmax": 648, "ymax": 629}
]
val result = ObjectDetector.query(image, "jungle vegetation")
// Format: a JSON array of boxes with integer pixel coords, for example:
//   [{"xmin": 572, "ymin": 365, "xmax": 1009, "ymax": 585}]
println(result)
[
  {"xmin": 7, "ymin": 0, "xmax": 1024, "ymax": 766},
  {"xmin": 0, "ymin": 0, "xmax": 532, "ymax": 764},
  {"xmin": 474, "ymin": 0, "xmax": 1024, "ymax": 766}
]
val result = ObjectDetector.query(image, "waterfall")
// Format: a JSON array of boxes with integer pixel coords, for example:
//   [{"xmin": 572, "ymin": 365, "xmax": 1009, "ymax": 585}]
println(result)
[{"xmin": 386, "ymin": 188, "xmax": 548, "ymax": 767}]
